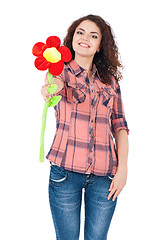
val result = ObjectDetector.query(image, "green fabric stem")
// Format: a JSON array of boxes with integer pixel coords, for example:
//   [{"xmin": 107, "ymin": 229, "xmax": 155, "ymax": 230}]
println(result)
[{"xmin": 39, "ymin": 71, "xmax": 62, "ymax": 162}]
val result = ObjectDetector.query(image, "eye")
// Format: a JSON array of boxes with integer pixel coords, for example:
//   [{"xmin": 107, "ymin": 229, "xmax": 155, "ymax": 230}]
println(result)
[
  {"xmin": 76, "ymin": 31, "xmax": 84, "ymax": 35},
  {"xmin": 91, "ymin": 34, "xmax": 98, "ymax": 39}
]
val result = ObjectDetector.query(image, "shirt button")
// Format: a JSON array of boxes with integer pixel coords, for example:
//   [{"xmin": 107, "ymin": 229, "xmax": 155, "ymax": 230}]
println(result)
[
  {"xmin": 91, "ymin": 119, "xmax": 93, "ymax": 123},
  {"xmin": 90, "ymin": 149, "xmax": 93, "ymax": 153}
]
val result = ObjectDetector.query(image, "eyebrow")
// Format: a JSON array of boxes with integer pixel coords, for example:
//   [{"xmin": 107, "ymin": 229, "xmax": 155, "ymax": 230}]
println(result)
[{"xmin": 77, "ymin": 28, "xmax": 99, "ymax": 35}]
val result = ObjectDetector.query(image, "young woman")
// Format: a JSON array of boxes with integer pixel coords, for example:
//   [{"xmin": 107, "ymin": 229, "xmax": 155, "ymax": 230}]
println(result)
[{"xmin": 41, "ymin": 14, "xmax": 129, "ymax": 240}]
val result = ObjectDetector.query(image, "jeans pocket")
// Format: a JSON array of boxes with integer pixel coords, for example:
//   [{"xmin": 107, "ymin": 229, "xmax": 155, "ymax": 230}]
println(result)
[
  {"xmin": 104, "ymin": 174, "xmax": 114, "ymax": 183},
  {"xmin": 49, "ymin": 165, "xmax": 70, "ymax": 186}
]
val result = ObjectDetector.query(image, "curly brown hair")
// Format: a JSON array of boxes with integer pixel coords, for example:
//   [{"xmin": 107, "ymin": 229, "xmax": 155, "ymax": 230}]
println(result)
[{"xmin": 63, "ymin": 14, "xmax": 123, "ymax": 85}]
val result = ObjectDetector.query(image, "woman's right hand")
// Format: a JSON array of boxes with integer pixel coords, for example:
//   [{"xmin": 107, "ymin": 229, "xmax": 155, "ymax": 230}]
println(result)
[{"xmin": 41, "ymin": 74, "xmax": 64, "ymax": 102}]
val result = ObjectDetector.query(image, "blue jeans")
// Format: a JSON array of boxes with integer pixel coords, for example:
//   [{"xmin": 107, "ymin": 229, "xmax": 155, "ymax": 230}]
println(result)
[{"xmin": 49, "ymin": 164, "xmax": 117, "ymax": 240}]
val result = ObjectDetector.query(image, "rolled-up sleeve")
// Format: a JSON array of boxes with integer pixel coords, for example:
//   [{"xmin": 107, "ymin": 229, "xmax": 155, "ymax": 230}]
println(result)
[{"xmin": 111, "ymin": 81, "xmax": 129, "ymax": 136}]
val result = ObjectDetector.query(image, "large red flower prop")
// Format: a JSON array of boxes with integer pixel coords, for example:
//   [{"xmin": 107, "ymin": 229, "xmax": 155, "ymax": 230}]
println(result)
[{"xmin": 32, "ymin": 36, "xmax": 72, "ymax": 75}]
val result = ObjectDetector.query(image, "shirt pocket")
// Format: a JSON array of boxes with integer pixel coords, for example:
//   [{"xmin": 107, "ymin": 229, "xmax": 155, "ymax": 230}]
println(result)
[
  {"xmin": 66, "ymin": 82, "xmax": 87, "ymax": 104},
  {"xmin": 100, "ymin": 86, "xmax": 116, "ymax": 109}
]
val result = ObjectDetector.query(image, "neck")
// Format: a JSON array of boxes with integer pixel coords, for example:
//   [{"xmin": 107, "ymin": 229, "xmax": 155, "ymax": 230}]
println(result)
[{"xmin": 74, "ymin": 55, "xmax": 93, "ymax": 76}]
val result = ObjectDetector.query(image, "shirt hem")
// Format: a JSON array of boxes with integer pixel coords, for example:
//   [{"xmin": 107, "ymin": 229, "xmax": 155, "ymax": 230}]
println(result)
[{"xmin": 48, "ymin": 159, "xmax": 117, "ymax": 177}]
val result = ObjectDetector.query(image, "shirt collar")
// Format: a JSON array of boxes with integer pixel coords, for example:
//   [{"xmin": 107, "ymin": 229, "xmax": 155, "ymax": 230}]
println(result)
[
  {"xmin": 67, "ymin": 59, "xmax": 100, "ymax": 78},
  {"xmin": 67, "ymin": 60, "xmax": 84, "ymax": 76}
]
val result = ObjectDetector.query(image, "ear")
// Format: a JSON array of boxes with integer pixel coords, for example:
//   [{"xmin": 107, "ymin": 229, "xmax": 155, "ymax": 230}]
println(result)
[
  {"xmin": 97, "ymin": 41, "xmax": 102, "ymax": 53},
  {"xmin": 97, "ymin": 45, "xmax": 101, "ymax": 53}
]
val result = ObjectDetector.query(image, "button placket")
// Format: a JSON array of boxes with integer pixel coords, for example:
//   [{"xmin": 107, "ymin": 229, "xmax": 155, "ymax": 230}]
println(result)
[
  {"xmin": 88, "ymin": 75, "xmax": 97, "ymax": 172},
  {"xmin": 91, "ymin": 82, "xmax": 98, "ymax": 108},
  {"xmin": 89, "ymin": 86, "xmax": 94, "ymax": 171},
  {"xmin": 89, "ymin": 116, "xmax": 95, "ymax": 152}
]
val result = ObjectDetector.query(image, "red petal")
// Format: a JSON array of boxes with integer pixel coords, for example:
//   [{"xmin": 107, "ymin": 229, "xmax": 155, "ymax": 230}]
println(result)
[
  {"xmin": 32, "ymin": 42, "xmax": 47, "ymax": 57},
  {"xmin": 34, "ymin": 57, "xmax": 50, "ymax": 70},
  {"xmin": 58, "ymin": 46, "xmax": 72, "ymax": 62},
  {"xmin": 46, "ymin": 36, "xmax": 61, "ymax": 49},
  {"xmin": 49, "ymin": 60, "xmax": 64, "ymax": 76}
]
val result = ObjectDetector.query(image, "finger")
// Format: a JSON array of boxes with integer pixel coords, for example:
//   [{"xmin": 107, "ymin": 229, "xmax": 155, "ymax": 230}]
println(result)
[
  {"xmin": 107, "ymin": 188, "xmax": 116, "ymax": 200},
  {"xmin": 44, "ymin": 97, "xmax": 49, "ymax": 103},
  {"xmin": 41, "ymin": 86, "xmax": 50, "ymax": 102},
  {"xmin": 109, "ymin": 181, "xmax": 114, "ymax": 192},
  {"xmin": 42, "ymin": 92, "xmax": 49, "ymax": 102},
  {"xmin": 41, "ymin": 85, "xmax": 50, "ymax": 96},
  {"xmin": 112, "ymin": 189, "xmax": 121, "ymax": 201}
]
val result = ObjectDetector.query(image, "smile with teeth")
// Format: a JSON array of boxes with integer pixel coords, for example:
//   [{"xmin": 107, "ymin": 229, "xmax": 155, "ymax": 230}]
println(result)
[{"xmin": 79, "ymin": 43, "xmax": 90, "ymax": 48}]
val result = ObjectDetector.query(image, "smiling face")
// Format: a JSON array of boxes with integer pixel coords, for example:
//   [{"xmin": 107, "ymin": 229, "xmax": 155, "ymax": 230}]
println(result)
[{"xmin": 72, "ymin": 20, "xmax": 102, "ymax": 60}]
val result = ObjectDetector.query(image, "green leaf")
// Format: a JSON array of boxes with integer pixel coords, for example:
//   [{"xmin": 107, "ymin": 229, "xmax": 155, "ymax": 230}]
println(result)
[
  {"xmin": 47, "ymin": 84, "xmax": 57, "ymax": 95},
  {"xmin": 49, "ymin": 95, "xmax": 62, "ymax": 107}
]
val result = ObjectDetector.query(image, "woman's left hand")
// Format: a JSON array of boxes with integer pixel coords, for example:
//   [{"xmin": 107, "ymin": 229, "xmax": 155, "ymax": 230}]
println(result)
[{"xmin": 107, "ymin": 167, "xmax": 127, "ymax": 201}]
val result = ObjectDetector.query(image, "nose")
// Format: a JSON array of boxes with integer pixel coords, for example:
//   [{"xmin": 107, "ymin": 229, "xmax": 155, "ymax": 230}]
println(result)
[{"xmin": 81, "ymin": 34, "xmax": 89, "ymax": 41}]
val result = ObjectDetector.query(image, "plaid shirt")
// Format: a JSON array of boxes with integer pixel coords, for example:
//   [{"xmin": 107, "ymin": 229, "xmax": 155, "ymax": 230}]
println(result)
[{"xmin": 46, "ymin": 60, "xmax": 129, "ymax": 176}]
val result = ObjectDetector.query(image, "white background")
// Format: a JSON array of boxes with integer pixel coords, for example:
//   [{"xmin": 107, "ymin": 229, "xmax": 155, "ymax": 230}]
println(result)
[{"xmin": 0, "ymin": 0, "xmax": 159, "ymax": 239}]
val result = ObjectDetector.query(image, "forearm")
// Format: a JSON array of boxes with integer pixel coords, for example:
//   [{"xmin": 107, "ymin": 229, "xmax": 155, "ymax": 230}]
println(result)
[
  {"xmin": 114, "ymin": 129, "xmax": 129, "ymax": 170},
  {"xmin": 108, "ymin": 129, "xmax": 129, "ymax": 201}
]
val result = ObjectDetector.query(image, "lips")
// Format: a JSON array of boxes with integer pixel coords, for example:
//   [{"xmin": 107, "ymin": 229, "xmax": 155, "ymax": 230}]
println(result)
[{"xmin": 79, "ymin": 42, "xmax": 90, "ymax": 48}]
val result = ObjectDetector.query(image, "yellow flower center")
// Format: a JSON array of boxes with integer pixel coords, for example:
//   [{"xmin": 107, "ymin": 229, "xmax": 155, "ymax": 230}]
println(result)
[{"xmin": 43, "ymin": 47, "xmax": 61, "ymax": 63}]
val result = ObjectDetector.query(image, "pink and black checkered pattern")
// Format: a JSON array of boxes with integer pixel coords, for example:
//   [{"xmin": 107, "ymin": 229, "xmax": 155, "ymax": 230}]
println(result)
[{"xmin": 46, "ymin": 60, "xmax": 129, "ymax": 176}]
